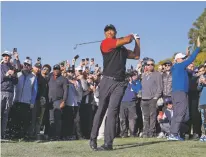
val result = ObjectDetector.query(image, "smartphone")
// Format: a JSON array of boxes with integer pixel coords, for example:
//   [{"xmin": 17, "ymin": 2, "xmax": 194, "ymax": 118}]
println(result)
[
  {"xmin": 74, "ymin": 55, "xmax": 79, "ymax": 60},
  {"xmin": 95, "ymin": 64, "xmax": 98, "ymax": 67},
  {"xmin": 13, "ymin": 48, "xmax": 17, "ymax": 52}
]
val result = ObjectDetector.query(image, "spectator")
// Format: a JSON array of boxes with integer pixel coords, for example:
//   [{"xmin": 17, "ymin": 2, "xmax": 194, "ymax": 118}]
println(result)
[
  {"xmin": 9, "ymin": 57, "xmax": 38, "ymax": 140},
  {"xmin": 48, "ymin": 64, "xmax": 68, "ymax": 140},
  {"xmin": 141, "ymin": 58, "xmax": 163, "ymax": 138},
  {"xmin": 162, "ymin": 60, "xmax": 172, "ymax": 112},
  {"xmin": 168, "ymin": 37, "xmax": 201, "ymax": 141},
  {"xmin": 1, "ymin": 51, "xmax": 18, "ymax": 139},
  {"xmin": 120, "ymin": 71, "xmax": 142, "ymax": 137},
  {"xmin": 35, "ymin": 64, "xmax": 51, "ymax": 138},
  {"xmin": 30, "ymin": 62, "xmax": 42, "ymax": 137},
  {"xmin": 187, "ymin": 62, "xmax": 201, "ymax": 139},
  {"xmin": 157, "ymin": 97, "xmax": 173, "ymax": 138},
  {"xmin": 197, "ymin": 65, "xmax": 206, "ymax": 142}
]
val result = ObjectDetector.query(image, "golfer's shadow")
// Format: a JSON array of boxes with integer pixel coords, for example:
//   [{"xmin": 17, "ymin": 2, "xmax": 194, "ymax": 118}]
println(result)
[{"xmin": 114, "ymin": 140, "xmax": 167, "ymax": 150}]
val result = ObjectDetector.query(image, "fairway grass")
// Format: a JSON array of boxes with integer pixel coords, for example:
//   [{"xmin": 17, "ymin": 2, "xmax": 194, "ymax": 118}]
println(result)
[{"xmin": 1, "ymin": 138, "xmax": 206, "ymax": 157}]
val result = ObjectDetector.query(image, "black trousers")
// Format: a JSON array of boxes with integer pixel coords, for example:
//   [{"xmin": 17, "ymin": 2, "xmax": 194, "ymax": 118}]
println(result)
[
  {"xmin": 188, "ymin": 91, "xmax": 201, "ymax": 135},
  {"xmin": 119, "ymin": 101, "xmax": 137, "ymax": 136},
  {"xmin": 135, "ymin": 99, "xmax": 143, "ymax": 135},
  {"xmin": 141, "ymin": 99, "xmax": 157, "ymax": 137},
  {"xmin": 7, "ymin": 102, "xmax": 31, "ymax": 139},
  {"xmin": 61, "ymin": 106, "xmax": 82, "ymax": 138},
  {"xmin": 80, "ymin": 103, "xmax": 93, "ymax": 139},
  {"xmin": 90, "ymin": 77, "xmax": 127, "ymax": 145}
]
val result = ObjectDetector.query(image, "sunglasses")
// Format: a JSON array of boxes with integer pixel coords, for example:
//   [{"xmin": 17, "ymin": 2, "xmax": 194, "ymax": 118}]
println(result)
[
  {"xmin": 147, "ymin": 64, "xmax": 154, "ymax": 66},
  {"xmin": 165, "ymin": 64, "xmax": 171, "ymax": 67},
  {"xmin": 43, "ymin": 67, "xmax": 49, "ymax": 71},
  {"xmin": 24, "ymin": 63, "xmax": 31, "ymax": 67}
]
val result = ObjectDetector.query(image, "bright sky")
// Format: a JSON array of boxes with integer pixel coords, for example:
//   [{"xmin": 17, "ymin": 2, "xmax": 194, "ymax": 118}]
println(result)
[{"xmin": 1, "ymin": 1, "xmax": 205, "ymax": 68}]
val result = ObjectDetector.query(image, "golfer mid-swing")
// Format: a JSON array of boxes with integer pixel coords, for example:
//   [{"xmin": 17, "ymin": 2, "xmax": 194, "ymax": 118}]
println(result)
[{"xmin": 89, "ymin": 24, "xmax": 141, "ymax": 151}]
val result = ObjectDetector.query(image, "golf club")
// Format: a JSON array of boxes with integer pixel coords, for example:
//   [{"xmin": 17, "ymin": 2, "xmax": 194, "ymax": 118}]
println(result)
[{"xmin": 73, "ymin": 40, "xmax": 102, "ymax": 50}]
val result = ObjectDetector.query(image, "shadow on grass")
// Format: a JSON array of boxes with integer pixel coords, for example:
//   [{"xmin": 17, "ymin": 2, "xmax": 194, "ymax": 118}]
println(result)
[{"xmin": 114, "ymin": 140, "xmax": 167, "ymax": 150}]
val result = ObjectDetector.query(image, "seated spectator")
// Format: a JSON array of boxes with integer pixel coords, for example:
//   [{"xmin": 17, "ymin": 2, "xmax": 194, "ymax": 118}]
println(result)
[{"xmin": 157, "ymin": 97, "xmax": 173, "ymax": 138}]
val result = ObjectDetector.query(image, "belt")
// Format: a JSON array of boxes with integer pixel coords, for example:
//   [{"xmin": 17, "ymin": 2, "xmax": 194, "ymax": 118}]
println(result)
[{"xmin": 103, "ymin": 75, "xmax": 125, "ymax": 82}]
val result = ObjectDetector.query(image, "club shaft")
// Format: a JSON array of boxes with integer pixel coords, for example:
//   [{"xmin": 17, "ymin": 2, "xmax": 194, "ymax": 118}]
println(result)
[{"xmin": 77, "ymin": 40, "xmax": 102, "ymax": 46}]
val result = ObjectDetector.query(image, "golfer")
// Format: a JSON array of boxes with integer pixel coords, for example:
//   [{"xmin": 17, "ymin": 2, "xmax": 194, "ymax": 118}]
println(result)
[{"xmin": 89, "ymin": 24, "xmax": 141, "ymax": 151}]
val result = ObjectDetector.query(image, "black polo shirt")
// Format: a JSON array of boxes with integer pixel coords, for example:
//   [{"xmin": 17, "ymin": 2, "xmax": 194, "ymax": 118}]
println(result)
[{"xmin": 100, "ymin": 38, "xmax": 128, "ymax": 80}]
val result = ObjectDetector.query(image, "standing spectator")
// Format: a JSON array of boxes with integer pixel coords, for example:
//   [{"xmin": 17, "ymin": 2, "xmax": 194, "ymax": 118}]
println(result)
[
  {"xmin": 48, "ymin": 64, "xmax": 68, "ymax": 140},
  {"xmin": 162, "ymin": 60, "xmax": 172, "ymax": 112},
  {"xmin": 90, "ymin": 24, "xmax": 140, "ymax": 151},
  {"xmin": 35, "ymin": 64, "xmax": 51, "ymax": 137},
  {"xmin": 168, "ymin": 37, "xmax": 201, "ymax": 141},
  {"xmin": 141, "ymin": 58, "xmax": 163, "ymax": 138},
  {"xmin": 187, "ymin": 62, "xmax": 201, "ymax": 139},
  {"xmin": 30, "ymin": 62, "xmax": 42, "ymax": 137},
  {"xmin": 9, "ymin": 57, "xmax": 38, "ymax": 140},
  {"xmin": 120, "ymin": 72, "xmax": 142, "ymax": 137},
  {"xmin": 1, "ymin": 51, "xmax": 18, "ymax": 139},
  {"xmin": 197, "ymin": 65, "xmax": 206, "ymax": 142}
]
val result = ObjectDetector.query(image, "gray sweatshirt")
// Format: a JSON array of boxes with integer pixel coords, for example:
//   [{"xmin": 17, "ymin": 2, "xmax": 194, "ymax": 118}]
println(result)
[
  {"xmin": 141, "ymin": 71, "xmax": 163, "ymax": 100},
  {"xmin": 48, "ymin": 75, "xmax": 68, "ymax": 102}
]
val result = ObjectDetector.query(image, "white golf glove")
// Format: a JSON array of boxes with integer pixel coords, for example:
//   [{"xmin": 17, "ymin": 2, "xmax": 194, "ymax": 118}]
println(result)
[
  {"xmin": 40, "ymin": 97, "xmax": 46, "ymax": 106},
  {"xmin": 30, "ymin": 104, "xmax": 34, "ymax": 109},
  {"xmin": 132, "ymin": 33, "xmax": 140, "ymax": 40}
]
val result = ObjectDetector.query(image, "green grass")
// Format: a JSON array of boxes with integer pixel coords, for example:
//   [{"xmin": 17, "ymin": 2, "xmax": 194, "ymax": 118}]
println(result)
[{"xmin": 1, "ymin": 138, "xmax": 206, "ymax": 157}]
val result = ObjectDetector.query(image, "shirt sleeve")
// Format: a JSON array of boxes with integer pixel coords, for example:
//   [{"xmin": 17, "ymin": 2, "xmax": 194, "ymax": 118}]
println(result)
[
  {"xmin": 101, "ymin": 38, "xmax": 117, "ymax": 53},
  {"xmin": 31, "ymin": 77, "xmax": 38, "ymax": 104}
]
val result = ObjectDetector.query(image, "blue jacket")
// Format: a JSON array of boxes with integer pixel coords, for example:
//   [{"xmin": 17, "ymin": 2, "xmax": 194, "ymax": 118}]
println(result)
[
  {"xmin": 1, "ymin": 63, "xmax": 18, "ymax": 93},
  {"xmin": 172, "ymin": 47, "xmax": 200, "ymax": 93},
  {"xmin": 122, "ymin": 80, "xmax": 142, "ymax": 102},
  {"xmin": 197, "ymin": 75, "xmax": 206, "ymax": 106}
]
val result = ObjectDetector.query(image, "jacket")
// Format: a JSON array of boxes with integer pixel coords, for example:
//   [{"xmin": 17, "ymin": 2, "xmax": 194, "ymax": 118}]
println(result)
[
  {"xmin": 1, "ymin": 63, "xmax": 18, "ymax": 93},
  {"xmin": 14, "ymin": 71, "xmax": 38, "ymax": 105},
  {"xmin": 162, "ymin": 71, "xmax": 172, "ymax": 97},
  {"xmin": 172, "ymin": 47, "xmax": 200, "ymax": 93}
]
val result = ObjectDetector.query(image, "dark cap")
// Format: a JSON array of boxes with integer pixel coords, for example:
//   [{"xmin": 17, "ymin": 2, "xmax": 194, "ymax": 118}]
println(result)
[
  {"xmin": 164, "ymin": 97, "xmax": 172, "ymax": 104},
  {"xmin": 34, "ymin": 63, "xmax": 42, "ymax": 68},
  {"xmin": 129, "ymin": 71, "xmax": 138, "ymax": 77},
  {"xmin": 53, "ymin": 64, "xmax": 60, "ymax": 70},
  {"xmin": 104, "ymin": 24, "xmax": 116, "ymax": 32},
  {"xmin": 163, "ymin": 60, "xmax": 172, "ymax": 65}
]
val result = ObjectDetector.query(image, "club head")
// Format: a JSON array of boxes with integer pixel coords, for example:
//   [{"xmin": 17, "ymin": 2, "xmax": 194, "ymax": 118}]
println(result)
[{"xmin": 73, "ymin": 44, "xmax": 78, "ymax": 50}]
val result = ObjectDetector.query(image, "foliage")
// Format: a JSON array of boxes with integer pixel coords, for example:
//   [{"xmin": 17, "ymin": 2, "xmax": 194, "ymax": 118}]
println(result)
[{"xmin": 188, "ymin": 8, "xmax": 206, "ymax": 52}]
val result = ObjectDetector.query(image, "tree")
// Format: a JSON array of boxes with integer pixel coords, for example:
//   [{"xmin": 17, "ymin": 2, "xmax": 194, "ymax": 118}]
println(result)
[{"xmin": 188, "ymin": 8, "xmax": 206, "ymax": 52}]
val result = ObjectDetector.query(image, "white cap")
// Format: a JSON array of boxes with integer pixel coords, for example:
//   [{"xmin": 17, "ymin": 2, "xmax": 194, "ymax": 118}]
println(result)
[
  {"xmin": 2, "ymin": 51, "xmax": 12, "ymax": 57},
  {"xmin": 75, "ymin": 66, "xmax": 83, "ymax": 71},
  {"xmin": 175, "ymin": 53, "xmax": 186, "ymax": 61},
  {"xmin": 24, "ymin": 58, "xmax": 32, "ymax": 65}
]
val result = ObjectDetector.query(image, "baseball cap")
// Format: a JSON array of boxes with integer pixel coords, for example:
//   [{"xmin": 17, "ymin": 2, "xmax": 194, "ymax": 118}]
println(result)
[
  {"xmin": 34, "ymin": 63, "xmax": 42, "ymax": 68},
  {"xmin": 163, "ymin": 60, "xmax": 172, "ymax": 65},
  {"xmin": 2, "ymin": 51, "xmax": 12, "ymax": 57},
  {"xmin": 104, "ymin": 24, "xmax": 117, "ymax": 32},
  {"xmin": 164, "ymin": 97, "xmax": 172, "ymax": 104},
  {"xmin": 24, "ymin": 58, "xmax": 32, "ymax": 65},
  {"xmin": 175, "ymin": 53, "xmax": 186, "ymax": 61},
  {"xmin": 75, "ymin": 66, "xmax": 83, "ymax": 71},
  {"xmin": 53, "ymin": 64, "xmax": 60, "ymax": 70}
]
